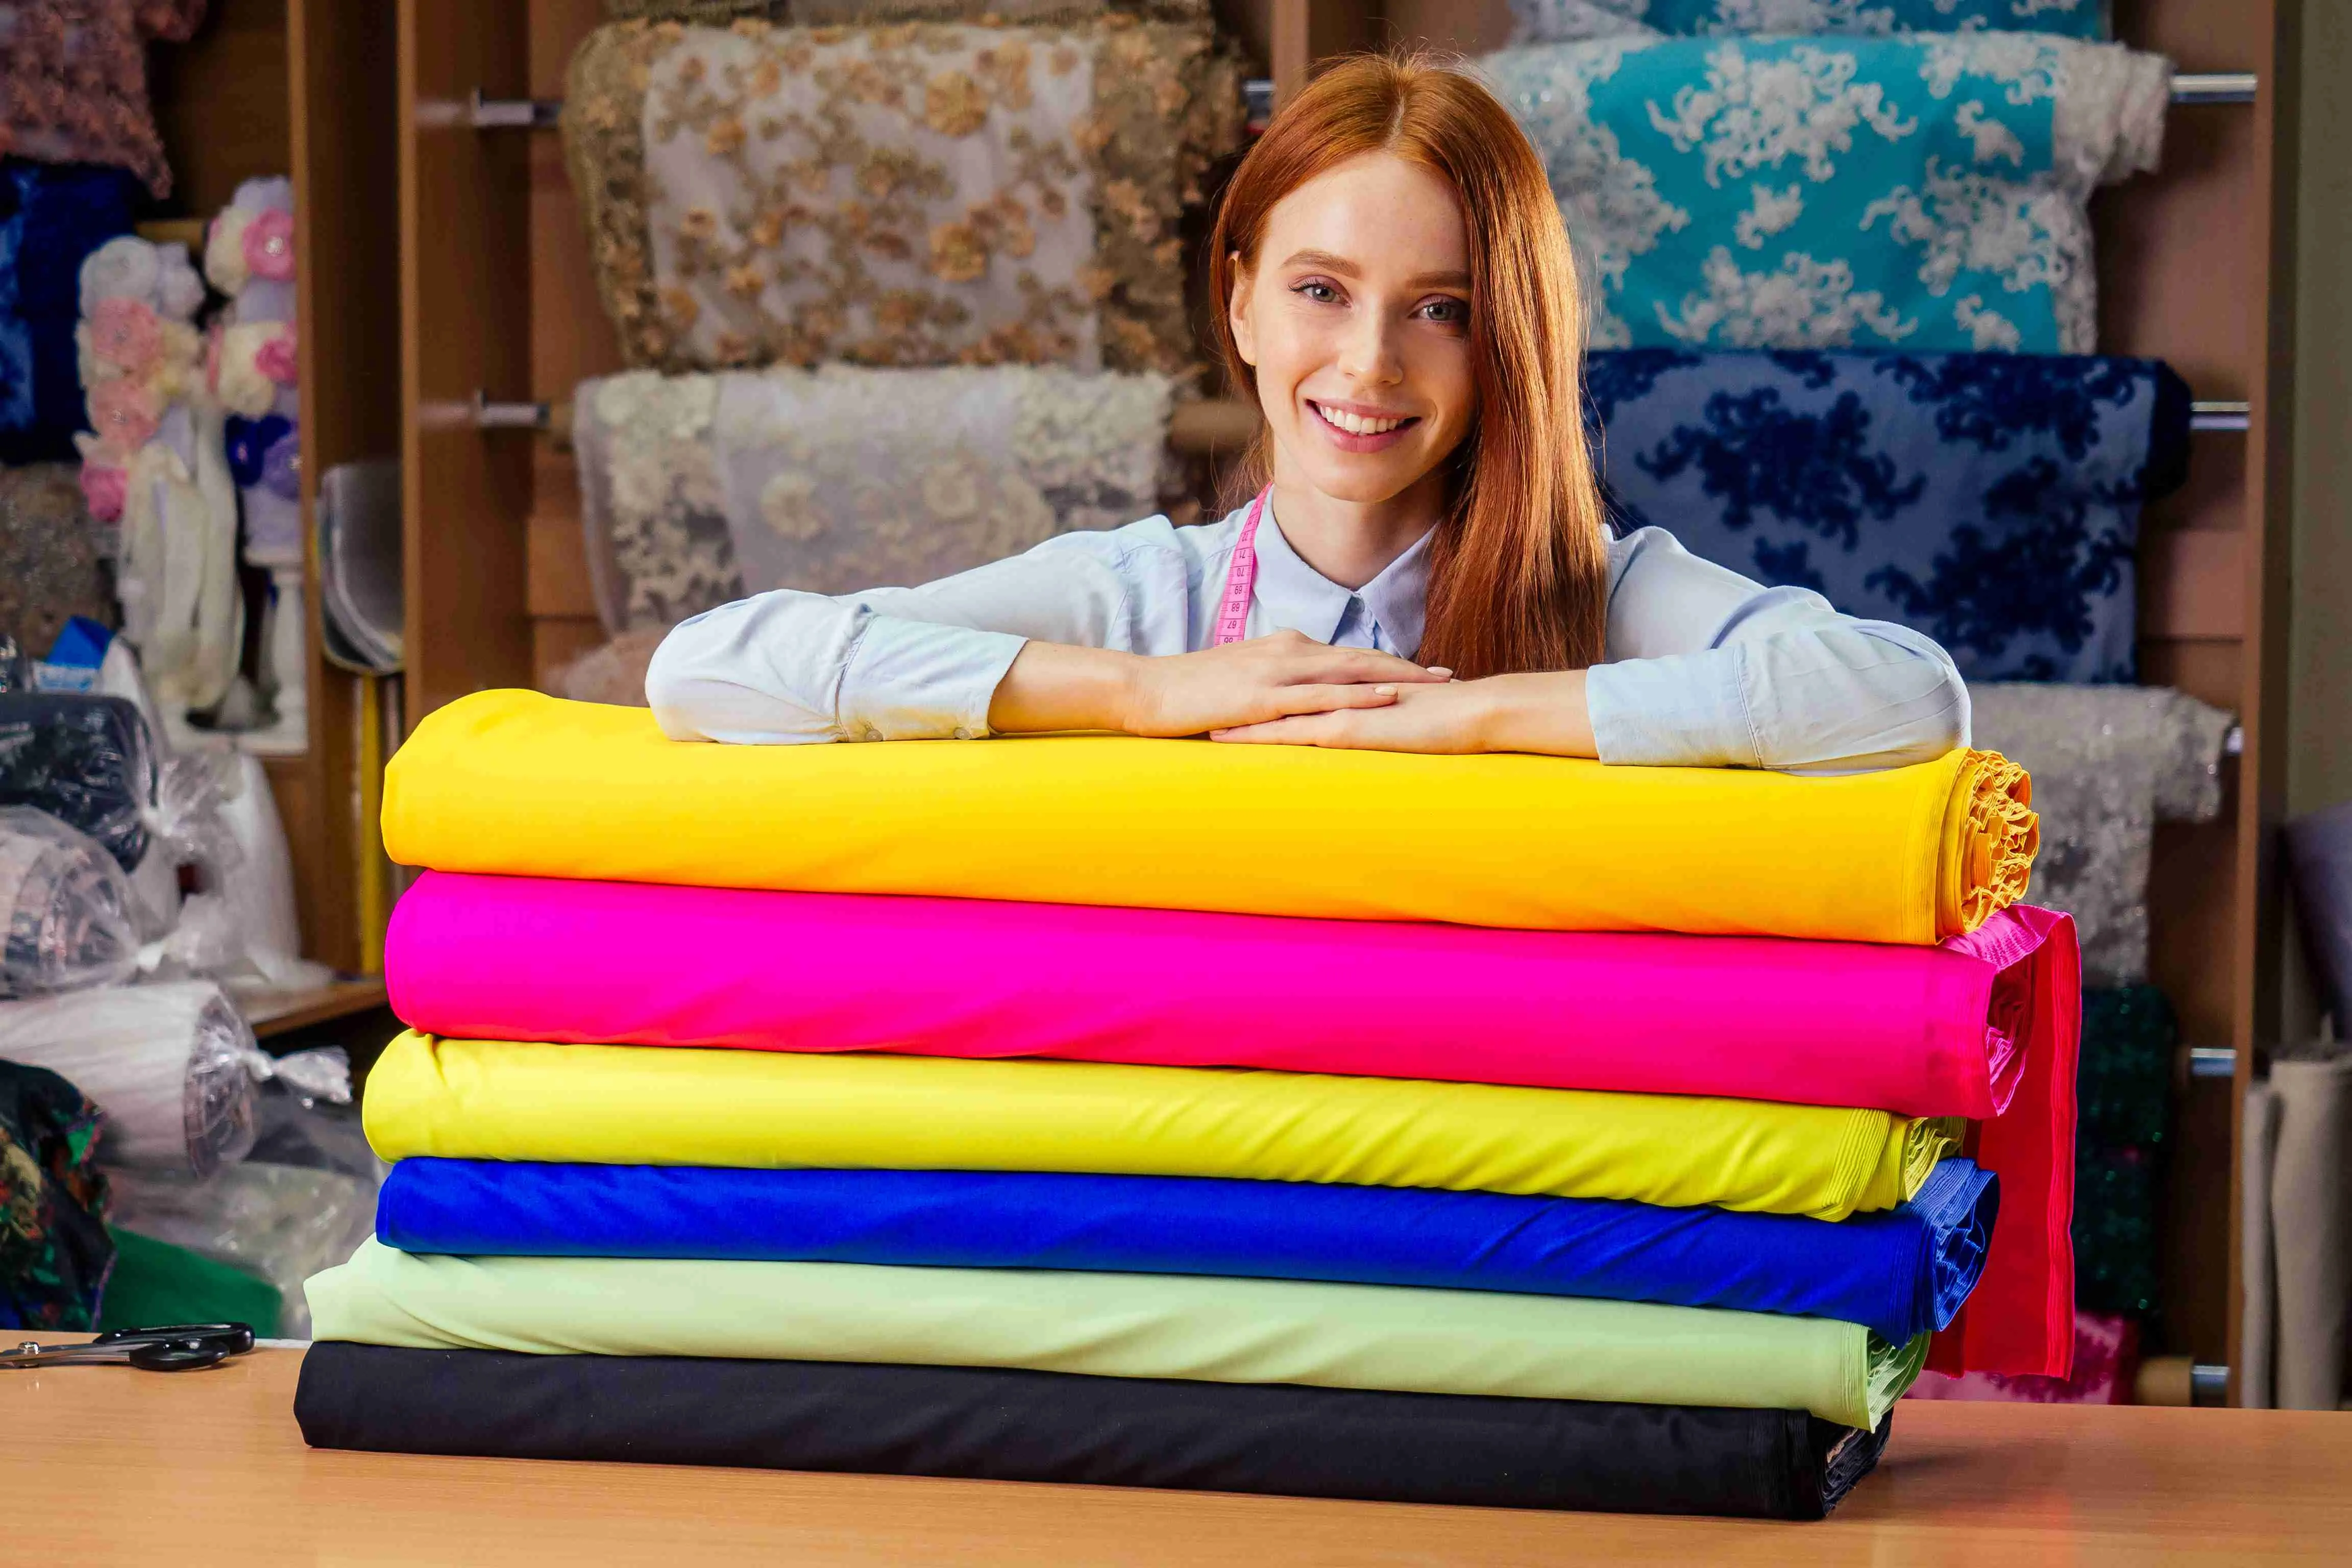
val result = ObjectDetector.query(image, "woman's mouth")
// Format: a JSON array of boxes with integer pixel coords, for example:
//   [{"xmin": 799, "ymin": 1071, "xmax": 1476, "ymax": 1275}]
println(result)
[{"xmin": 1308, "ymin": 400, "xmax": 1419, "ymax": 452}]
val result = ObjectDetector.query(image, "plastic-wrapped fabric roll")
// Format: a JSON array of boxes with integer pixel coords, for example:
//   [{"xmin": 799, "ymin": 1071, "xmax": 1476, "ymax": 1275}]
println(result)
[
  {"xmin": 0, "ymin": 693, "xmax": 157, "ymax": 872},
  {"xmin": 0, "ymin": 808, "xmax": 139, "ymax": 998},
  {"xmin": 0, "ymin": 1058, "xmax": 114, "ymax": 1331},
  {"xmin": 0, "ymin": 981, "xmax": 261, "ymax": 1177},
  {"xmin": 296, "ymin": 1344, "xmax": 1891, "ymax": 1521}
]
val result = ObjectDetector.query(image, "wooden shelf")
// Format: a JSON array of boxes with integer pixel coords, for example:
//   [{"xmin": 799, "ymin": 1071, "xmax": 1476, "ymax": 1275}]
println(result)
[{"xmin": 238, "ymin": 977, "xmax": 389, "ymax": 1039}]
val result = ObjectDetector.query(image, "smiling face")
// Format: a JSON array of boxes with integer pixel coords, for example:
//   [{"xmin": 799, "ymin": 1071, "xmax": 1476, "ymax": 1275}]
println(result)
[{"xmin": 1226, "ymin": 152, "xmax": 1479, "ymax": 508}]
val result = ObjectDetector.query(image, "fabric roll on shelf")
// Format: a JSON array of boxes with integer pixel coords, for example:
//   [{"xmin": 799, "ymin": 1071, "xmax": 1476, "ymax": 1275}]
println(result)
[
  {"xmin": 564, "ymin": 16, "xmax": 1245, "ymax": 376},
  {"xmin": 0, "ymin": 464, "xmax": 113, "ymax": 657},
  {"xmin": 2266, "ymin": 1051, "xmax": 2352, "ymax": 1411},
  {"xmin": 383, "ymin": 691, "xmax": 2038, "ymax": 943},
  {"xmin": 378, "ymin": 1159, "xmax": 1999, "ymax": 1345},
  {"xmin": 0, "ymin": 163, "xmax": 140, "ymax": 465},
  {"xmin": 600, "ymin": 2, "xmax": 1217, "ymax": 18},
  {"xmin": 387, "ymin": 874, "xmax": 2070, "ymax": 1119},
  {"xmin": 296, "ymin": 1344, "xmax": 1889, "ymax": 1520},
  {"xmin": 0, "ymin": 2, "xmax": 207, "ymax": 199},
  {"xmin": 307, "ymin": 1238, "xmax": 1927, "ymax": 1429},
  {"xmin": 362, "ymin": 1032, "xmax": 1955, "ymax": 1221},
  {"xmin": 1586, "ymin": 352, "xmax": 2192, "ymax": 685},
  {"xmin": 0, "ymin": 1059, "xmax": 113, "ymax": 1331},
  {"xmin": 1486, "ymin": 34, "xmax": 2171, "ymax": 354},
  {"xmin": 0, "ymin": 693, "xmax": 158, "ymax": 873},
  {"xmin": 2286, "ymin": 800, "xmax": 2352, "ymax": 1032},
  {"xmin": 572, "ymin": 365, "xmax": 1174, "ymax": 632},
  {"xmin": 1505, "ymin": 0, "xmax": 2109, "ymax": 40},
  {"xmin": 0, "ymin": 980, "xmax": 260, "ymax": 1177},
  {"xmin": 1969, "ymin": 683, "xmax": 2235, "ymax": 986},
  {"xmin": 0, "ymin": 807, "xmax": 140, "ymax": 998}
]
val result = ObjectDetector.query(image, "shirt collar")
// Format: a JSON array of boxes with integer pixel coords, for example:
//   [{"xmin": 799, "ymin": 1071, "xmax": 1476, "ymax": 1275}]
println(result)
[{"xmin": 1250, "ymin": 502, "xmax": 1435, "ymax": 657}]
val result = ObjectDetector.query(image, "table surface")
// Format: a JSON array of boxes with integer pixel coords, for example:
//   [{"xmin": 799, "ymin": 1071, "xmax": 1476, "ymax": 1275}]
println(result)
[{"xmin": 9, "ymin": 1343, "xmax": 2351, "ymax": 1565}]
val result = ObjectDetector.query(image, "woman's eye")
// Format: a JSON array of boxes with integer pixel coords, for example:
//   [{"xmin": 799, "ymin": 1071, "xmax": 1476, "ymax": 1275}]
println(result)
[
  {"xmin": 1292, "ymin": 280, "xmax": 1341, "ymax": 304},
  {"xmin": 1419, "ymin": 298, "xmax": 1469, "ymax": 327}
]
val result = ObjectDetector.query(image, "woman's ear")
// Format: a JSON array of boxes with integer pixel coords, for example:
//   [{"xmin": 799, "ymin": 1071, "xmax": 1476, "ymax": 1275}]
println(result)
[{"xmin": 1227, "ymin": 252, "xmax": 1258, "ymax": 367}]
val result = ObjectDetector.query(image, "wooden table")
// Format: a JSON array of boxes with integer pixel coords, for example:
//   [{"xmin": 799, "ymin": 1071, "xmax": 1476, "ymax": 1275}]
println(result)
[{"xmin": 8, "ymin": 1344, "xmax": 2350, "ymax": 1564}]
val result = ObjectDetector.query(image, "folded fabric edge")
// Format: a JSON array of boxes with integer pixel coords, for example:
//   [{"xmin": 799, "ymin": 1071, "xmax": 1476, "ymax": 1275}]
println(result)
[
  {"xmin": 1914, "ymin": 1162, "xmax": 2000, "ymax": 1333},
  {"xmin": 1944, "ymin": 751, "xmax": 2040, "ymax": 938},
  {"xmin": 1868, "ymin": 1333, "xmax": 1934, "ymax": 1429}
]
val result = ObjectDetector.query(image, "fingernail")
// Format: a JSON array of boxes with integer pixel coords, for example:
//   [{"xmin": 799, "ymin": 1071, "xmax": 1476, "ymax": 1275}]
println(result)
[
  {"xmin": 1427, "ymin": 667, "xmax": 1453, "ymax": 678},
  {"xmin": 1375, "ymin": 685, "xmax": 1395, "ymax": 696}
]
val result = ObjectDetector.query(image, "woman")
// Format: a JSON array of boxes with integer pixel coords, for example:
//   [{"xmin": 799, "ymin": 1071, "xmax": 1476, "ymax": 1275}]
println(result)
[{"xmin": 648, "ymin": 53, "xmax": 1967, "ymax": 773}]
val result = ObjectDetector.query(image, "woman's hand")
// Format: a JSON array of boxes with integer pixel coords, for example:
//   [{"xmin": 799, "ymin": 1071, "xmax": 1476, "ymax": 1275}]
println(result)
[
  {"xmin": 1210, "ymin": 670, "xmax": 1598, "ymax": 757},
  {"xmin": 988, "ymin": 631, "xmax": 1450, "ymax": 739}
]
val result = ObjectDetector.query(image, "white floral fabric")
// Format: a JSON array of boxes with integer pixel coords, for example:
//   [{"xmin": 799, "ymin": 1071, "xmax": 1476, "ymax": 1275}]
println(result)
[
  {"xmin": 1968, "ymin": 682, "xmax": 2234, "ymax": 985},
  {"xmin": 1485, "ymin": 34, "xmax": 2169, "ymax": 352},
  {"xmin": 1507, "ymin": 0, "xmax": 2108, "ymax": 42},
  {"xmin": 563, "ymin": 18, "xmax": 1242, "ymax": 374},
  {"xmin": 574, "ymin": 364, "xmax": 1173, "ymax": 630}
]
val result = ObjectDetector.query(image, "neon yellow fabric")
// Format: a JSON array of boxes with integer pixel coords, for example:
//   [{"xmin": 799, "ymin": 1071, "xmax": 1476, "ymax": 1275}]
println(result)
[
  {"xmin": 381, "ymin": 690, "xmax": 2037, "ymax": 943},
  {"xmin": 308, "ymin": 1239, "xmax": 1930, "ymax": 1429},
  {"xmin": 363, "ymin": 1033, "xmax": 1958, "ymax": 1221}
]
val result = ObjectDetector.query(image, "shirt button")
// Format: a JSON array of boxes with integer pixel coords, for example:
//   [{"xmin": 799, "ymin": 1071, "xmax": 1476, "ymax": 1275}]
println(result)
[
  {"xmin": 863, "ymin": 728, "xmax": 883, "ymax": 743},
  {"xmin": 952, "ymin": 727, "xmax": 973, "ymax": 740}
]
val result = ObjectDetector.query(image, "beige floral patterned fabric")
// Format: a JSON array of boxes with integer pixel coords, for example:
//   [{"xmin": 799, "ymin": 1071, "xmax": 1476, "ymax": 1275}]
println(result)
[
  {"xmin": 574, "ymin": 364, "xmax": 1174, "ymax": 632},
  {"xmin": 600, "ymin": 3, "xmax": 1209, "ymax": 23},
  {"xmin": 564, "ymin": 17, "xmax": 1242, "ymax": 375}
]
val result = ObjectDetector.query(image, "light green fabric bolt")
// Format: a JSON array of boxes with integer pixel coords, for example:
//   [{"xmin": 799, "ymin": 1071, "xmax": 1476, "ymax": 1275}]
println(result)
[{"xmin": 309, "ymin": 1239, "xmax": 1929, "ymax": 1429}]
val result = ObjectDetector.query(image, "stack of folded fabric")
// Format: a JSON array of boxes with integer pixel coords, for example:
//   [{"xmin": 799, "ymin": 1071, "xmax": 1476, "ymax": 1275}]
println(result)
[{"xmin": 299, "ymin": 690, "xmax": 2073, "ymax": 1520}]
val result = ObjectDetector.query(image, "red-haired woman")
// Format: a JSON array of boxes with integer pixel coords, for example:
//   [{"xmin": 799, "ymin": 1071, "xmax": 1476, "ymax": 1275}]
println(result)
[{"xmin": 649, "ymin": 54, "xmax": 1967, "ymax": 772}]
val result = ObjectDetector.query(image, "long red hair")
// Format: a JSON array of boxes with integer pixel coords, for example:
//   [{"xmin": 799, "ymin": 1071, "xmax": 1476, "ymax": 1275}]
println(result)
[{"xmin": 1208, "ymin": 52, "xmax": 1608, "ymax": 677}]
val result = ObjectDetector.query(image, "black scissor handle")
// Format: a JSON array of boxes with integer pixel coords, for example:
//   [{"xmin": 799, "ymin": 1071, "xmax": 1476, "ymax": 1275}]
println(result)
[{"xmin": 95, "ymin": 1322, "xmax": 256, "ymax": 1356}]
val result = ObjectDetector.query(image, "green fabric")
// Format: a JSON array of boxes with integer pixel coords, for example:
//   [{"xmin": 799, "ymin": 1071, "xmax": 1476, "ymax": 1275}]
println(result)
[
  {"xmin": 2077, "ymin": 985, "xmax": 2175, "ymax": 1150},
  {"xmin": 98, "ymin": 1228, "xmax": 281, "ymax": 1337},
  {"xmin": 308, "ymin": 1238, "xmax": 1925, "ymax": 1429},
  {"xmin": 2072, "ymin": 1146, "xmax": 2162, "ymax": 1320}
]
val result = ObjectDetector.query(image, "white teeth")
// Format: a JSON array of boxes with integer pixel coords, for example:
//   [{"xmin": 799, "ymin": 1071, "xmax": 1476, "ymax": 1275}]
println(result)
[{"xmin": 1317, "ymin": 404, "xmax": 1405, "ymax": 437}]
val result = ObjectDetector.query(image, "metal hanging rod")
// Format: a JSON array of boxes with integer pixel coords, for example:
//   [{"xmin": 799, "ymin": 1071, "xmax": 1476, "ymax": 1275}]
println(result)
[
  {"xmin": 2188, "ymin": 1046, "xmax": 2238, "ymax": 1080},
  {"xmin": 460, "ymin": 92, "xmax": 564, "ymax": 129},
  {"xmin": 2171, "ymin": 72, "xmax": 2259, "ymax": 105},
  {"xmin": 2191, "ymin": 400, "xmax": 2251, "ymax": 432},
  {"xmin": 471, "ymin": 393, "xmax": 553, "ymax": 430}
]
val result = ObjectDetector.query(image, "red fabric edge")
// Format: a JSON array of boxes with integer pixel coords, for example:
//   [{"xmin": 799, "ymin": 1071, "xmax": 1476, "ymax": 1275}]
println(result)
[{"xmin": 1928, "ymin": 906, "xmax": 2079, "ymax": 1379}]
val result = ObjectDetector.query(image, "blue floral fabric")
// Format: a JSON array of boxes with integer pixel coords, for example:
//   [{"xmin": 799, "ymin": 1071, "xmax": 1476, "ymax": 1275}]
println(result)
[
  {"xmin": 1586, "ymin": 349, "xmax": 2191, "ymax": 682},
  {"xmin": 0, "ymin": 161, "xmax": 140, "ymax": 465},
  {"xmin": 1486, "ymin": 34, "xmax": 2168, "ymax": 352},
  {"xmin": 1508, "ymin": 0, "xmax": 2109, "ymax": 43}
]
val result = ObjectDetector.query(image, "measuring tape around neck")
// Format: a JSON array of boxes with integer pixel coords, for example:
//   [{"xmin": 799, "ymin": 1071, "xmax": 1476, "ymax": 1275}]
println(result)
[{"xmin": 1212, "ymin": 487, "xmax": 1272, "ymax": 648}]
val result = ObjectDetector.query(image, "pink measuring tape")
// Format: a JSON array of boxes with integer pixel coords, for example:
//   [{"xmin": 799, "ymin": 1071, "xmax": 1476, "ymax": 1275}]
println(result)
[{"xmin": 1213, "ymin": 487, "xmax": 1272, "ymax": 647}]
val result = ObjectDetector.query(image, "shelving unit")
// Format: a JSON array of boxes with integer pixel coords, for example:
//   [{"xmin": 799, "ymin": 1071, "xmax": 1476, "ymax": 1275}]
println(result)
[{"xmin": 399, "ymin": 0, "xmax": 2298, "ymax": 1394}]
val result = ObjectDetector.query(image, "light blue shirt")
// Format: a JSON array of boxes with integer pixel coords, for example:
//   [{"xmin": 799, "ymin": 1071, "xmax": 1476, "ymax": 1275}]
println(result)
[{"xmin": 647, "ymin": 503, "xmax": 1971, "ymax": 772}]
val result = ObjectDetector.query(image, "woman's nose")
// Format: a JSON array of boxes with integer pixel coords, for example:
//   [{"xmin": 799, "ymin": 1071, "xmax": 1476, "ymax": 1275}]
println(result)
[{"xmin": 1334, "ymin": 310, "xmax": 1406, "ymax": 387}]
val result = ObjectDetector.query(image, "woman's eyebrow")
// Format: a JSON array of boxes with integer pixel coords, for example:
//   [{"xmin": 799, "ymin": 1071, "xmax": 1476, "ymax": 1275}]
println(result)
[{"xmin": 1279, "ymin": 250, "xmax": 1471, "ymax": 290}]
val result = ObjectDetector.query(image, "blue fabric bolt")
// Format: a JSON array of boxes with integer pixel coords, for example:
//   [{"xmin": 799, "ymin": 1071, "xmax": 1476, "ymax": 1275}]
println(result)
[
  {"xmin": 1508, "ymin": 0, "xmax": 2108, "ymax": 41},
  {"xmin": 0, "ymin": 161, "xmax": 141, "ymax": 464},
  {"xmin": 377, "ymin": 1158, "xmax": 1999, "ymax": 1343},
  {"xmin": 1588, "ymin": 348, "xmax": 2191, "ymax": 683}
]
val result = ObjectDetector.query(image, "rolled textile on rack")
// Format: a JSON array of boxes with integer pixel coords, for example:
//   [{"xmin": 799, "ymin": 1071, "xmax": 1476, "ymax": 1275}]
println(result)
[
  {"xmin": 2268, "ymin": 1051, "xmax": 2352, "ymax": 1411},
  {"xmin": 382, "ymin": 691, "xmax": 2038, "ymax": 943},
  {"xmin": 0, "ymin": 693, "xmax": 157, "ymax": 872},
  {"xmin": 0, "ymin": 807, "xmax": 140, "ymax": 998},
  {"xmin": 308, "ymin": 1238, "xmax": 1929, "ymax": 1429},
  {"xmin": 1586, "ymin": 352, "xmax": 2191, "ymax": 684},
  {"xmin": 572, "ymin": 365, "xmax": 1172, "ymax": 632},
  {"xmin": 0, "ymin": 1059, "xmax": 113, "ymax": 1331},
  {"xmin": 0, "ymin": 981, "xmax": 259, "ymax": 1177},
  {"xmin": 2286, "ymin": 800, "xmax": 2352, "ymax": 1032},
  {"xmin": 389, "ymin": 873, "xmax": 2070, "ymax": 1120},
  {"xmin": 598, "ymin": 2, "xmax": 1215, "ymax": 24},
  {"xmin": 362, "ymin": 1032, "xmax": 1955, "ymax": 1220},
  {"xmin": 378, "ymin": 1159, "xmax": 1998, "ymax": 1344},
  {"xmin": 1486, "ymin": 36, "xmax": 2171, "ymax": 353},
  {"xmin": 2241, "ymin": 1078, "xmax": 2280, "ymax": 1408},
  {"xmin": 296, "ymin": 1344, "xmax": 1889, "ymax": 1520},
  {"xmin": 0, "ymin": 1, "xmax": 206, "ymax": 199},
  {"xmin": 0, "ymin": 165, "xmax": 139, "ymax": 465},
  {"xmin": 0, "ymin": 465, "xmax": 112, "ymax": 657},
  {"xmin": 563, "ymin": 17, "xmax": 1244, "ymax": 375},
  {"xmin": 1506, "ymin": 0, "xmax": 2108, "ymax": 41},
  {"xmin": 1969, "ymin": 684, "xmax": 2234, "ymax": 985},
  {"xmin": 2070, "ymin": 985, "xmax": 2173, "ymax": 1319}
]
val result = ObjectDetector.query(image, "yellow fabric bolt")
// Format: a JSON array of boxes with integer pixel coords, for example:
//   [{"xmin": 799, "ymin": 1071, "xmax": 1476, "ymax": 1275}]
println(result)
[
  {"xmin": 381, "ymin": 690, "xmax": 2036, "ymax": 943},
  {"xmin": 306, "ymin": 1240, "xmax": 1930, "ymax": 1430},
  {"xmin": 363, "ymin": 1033, "xmax": 1957, "ymax": 1221}
]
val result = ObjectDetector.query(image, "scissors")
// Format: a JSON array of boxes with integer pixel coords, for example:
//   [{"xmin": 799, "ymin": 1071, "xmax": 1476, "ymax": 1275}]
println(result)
[{"xmin": 1, "ymin": 1322, "xmax": 257, "ymax": 1372}]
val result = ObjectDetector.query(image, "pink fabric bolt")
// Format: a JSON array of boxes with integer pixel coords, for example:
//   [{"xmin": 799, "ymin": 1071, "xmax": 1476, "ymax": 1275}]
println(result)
[{"xmin": 387, "ymin": 872, "xmax": 2067, "ymax": 1120}]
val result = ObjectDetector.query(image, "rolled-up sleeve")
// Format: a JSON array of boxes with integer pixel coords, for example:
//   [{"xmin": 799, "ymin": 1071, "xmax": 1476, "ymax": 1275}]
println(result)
[
  {"xmin": 645, "ymin": 526, "xmax": 1154, "ymax": 744},
  {"xmin": 1585, "ymin": 529, "xmax": 1971, "ymax": 773}
]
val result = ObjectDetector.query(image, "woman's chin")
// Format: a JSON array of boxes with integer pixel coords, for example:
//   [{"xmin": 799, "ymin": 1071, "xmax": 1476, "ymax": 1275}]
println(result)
[{"xmin": 1294, "ymin": 456, "xmax": 1430, "ymax": 506}]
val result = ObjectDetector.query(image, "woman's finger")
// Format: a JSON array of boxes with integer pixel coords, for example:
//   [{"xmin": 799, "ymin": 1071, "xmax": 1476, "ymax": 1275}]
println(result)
[
  {"xmin": 1268, "ymin": 683, "xmax": 1401, "ymax": 719},
  {"xmin": 1284, "ymin": 649, "xmax": 1445, "ymax": 687}
]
